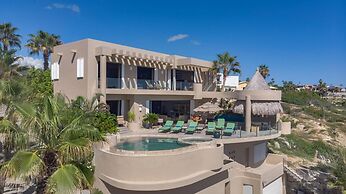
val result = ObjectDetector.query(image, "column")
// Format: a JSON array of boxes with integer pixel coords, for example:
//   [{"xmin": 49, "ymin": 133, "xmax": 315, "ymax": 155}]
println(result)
[
  {"xmin": 167, "ymin": 68, "xmax": 171, "ymax": 90},
  {"xmin": 172, "ymin": 68, "xmax": 176, "ymax": 90},
  {"xmin": 245, "ymin": 95, "xmax": 252, "ymax": 132},
  {"xmin": 100, "ymin": 55, "xmax": 107, "ymax": 103}
]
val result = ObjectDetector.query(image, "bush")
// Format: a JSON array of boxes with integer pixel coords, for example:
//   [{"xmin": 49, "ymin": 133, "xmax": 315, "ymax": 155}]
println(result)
[
  {"xmin": 91, "ymin": 111, "xmax": 118, "ymax": 134},
  {"xmin": 143, "ymin": 113, "xmax": 158, "ymax": 128},
  {"xmin": 127, "ymin": 111, "xmax": 135, "ymax": 122}
]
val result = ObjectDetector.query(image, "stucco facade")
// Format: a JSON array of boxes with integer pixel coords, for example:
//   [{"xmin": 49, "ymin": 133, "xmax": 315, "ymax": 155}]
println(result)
[{"xmin": 52, "ymin": 39, "xmax": 285, "ymax": 194}]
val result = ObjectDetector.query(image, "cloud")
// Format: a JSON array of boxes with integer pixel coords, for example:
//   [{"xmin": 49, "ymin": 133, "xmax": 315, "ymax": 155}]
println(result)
[
  {"xmin": 191, "ymin": 40, "xmax": 201, "ymax": 45},
  {"xmin": 167, "ymin": 34, "xmax": 189, "ymax": 42},
  {"xmin": 18, "ymin": 57, "xmax": 44, "ymax": 69},
  {"xmin": 45, "ymin": 3, "xmax": 80, "ymax": 13}
]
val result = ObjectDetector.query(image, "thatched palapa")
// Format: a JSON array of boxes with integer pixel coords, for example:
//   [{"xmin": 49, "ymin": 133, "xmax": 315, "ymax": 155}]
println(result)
[{"xmin": 233, "ymin": 101, "xmax": 283, "ymax": 116}]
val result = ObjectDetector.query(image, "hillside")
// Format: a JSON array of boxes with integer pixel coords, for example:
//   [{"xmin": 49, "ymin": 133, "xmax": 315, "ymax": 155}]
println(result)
[{"xmin": 269, "ymin": 90, "xmax": 346, "ymax": 193}]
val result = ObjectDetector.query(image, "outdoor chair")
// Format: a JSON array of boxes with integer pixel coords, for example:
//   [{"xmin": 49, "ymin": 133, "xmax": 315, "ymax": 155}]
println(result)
[
  {"xmin": 206, "ymin": 122, "xmax": 216, "ymax": 135},
  {"xmin": 223, "ymin": 122, "xmax": 235, "ymax": 136},
  {"xmin": 159, "ymin": 120, "xmax": 174, "ymax": 133},
  {"xmin": 185, "ymin": 121, "xmax": 198, "ymax": 134},
  {"xmin": 117, "ymin": 116, "xmax": 125, "ymax": 127},
  {"xmin": 216, "ymin": 118, "xmax": 225, "ymax": 130},
  {"xmin": 171, "ymin": 121, "xmax": 184, "ymax": 133}
]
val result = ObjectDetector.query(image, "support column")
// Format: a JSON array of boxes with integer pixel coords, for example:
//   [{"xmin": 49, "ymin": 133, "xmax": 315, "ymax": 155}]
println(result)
[
  {"xmin": 172, "ymin": 68, "xmax": 176, "ymax": 90},
  {"xmin": 245, "ymin": 95, "xmax": 252, "ymax": 132},
  {"xmin": 100, "ymin": 55, "xmax": 107, "ymax": 103}
]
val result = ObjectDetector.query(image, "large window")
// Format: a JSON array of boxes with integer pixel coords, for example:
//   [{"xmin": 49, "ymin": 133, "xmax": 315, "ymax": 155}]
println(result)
[
  {"xmin": 97, "ymin": 62, "xmax": 122, "ymax": 88},
  {"xmin": 137, "ymin": 66, "xmax": 154, "ymax": 89},
  {"xmin": 175, "ymin": 70, "xmax": 194, "ymax": 90},
  {"xmin": 106, "ymin": 100, "xmax": 122, "ymax": 115},
  {"xmin": 151, "ymin": 100, "xmax": 190, "ymax": 121}
]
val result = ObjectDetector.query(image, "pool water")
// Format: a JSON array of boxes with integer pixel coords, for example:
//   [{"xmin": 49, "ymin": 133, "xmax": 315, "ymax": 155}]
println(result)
[{"xmin": 116, "ymin": 137, "xmax": 191, "ymax": 151}]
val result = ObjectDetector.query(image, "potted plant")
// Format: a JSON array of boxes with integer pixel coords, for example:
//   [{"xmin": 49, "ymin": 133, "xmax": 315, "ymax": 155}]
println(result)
[
  {"xmin": 127, "ymin": 111, "xmax": 140, "ymax": 131},
  {"xmin": 142, "ymin": 113, "xmax": 159, "ymax": 129}
]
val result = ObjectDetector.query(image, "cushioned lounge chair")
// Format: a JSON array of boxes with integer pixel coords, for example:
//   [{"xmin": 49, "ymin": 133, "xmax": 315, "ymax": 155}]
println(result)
[
  {"xmin": 185, "ymin": 121, "xmax": 197, "ymax": 134},
  {"xmin": 216, "ymin": 118, "xmax": 225, "ymax": 130},
  {"xmin": 171, "ymin": 121, "xmax": 184, "ymax": 133},
  {"xmin": 158, "ymin": 120, "xmax": 173, "ymax": 133},
  {"xmin": 206, "ymin": 122, "xmax": 216, "ymax": 135},
  {"xmin": 223, "ymin": 122, "xmax": 235, "ymax": 136}
]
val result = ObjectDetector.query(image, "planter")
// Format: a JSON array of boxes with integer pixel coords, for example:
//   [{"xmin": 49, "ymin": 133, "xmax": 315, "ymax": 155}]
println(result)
[
  {"xmin": 128, "ymin": 122, "xmax": 140, "ymax": 131},
  {"xmin": 213, "ymin": 130, "xmax": 221, "ymax": 138}
]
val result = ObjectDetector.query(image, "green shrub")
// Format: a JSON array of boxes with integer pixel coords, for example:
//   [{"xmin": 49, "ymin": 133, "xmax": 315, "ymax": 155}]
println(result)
[
  {"xmin": 127, "ymin": 111, "xmax": 135, "ymax": 122},
  {"xmin": 143, "ymin": 113, "xmax": 158, "ymax": 128},
  {"xmin": 92, "ymin": 111, "xmax": 118, "ymax": 134}
]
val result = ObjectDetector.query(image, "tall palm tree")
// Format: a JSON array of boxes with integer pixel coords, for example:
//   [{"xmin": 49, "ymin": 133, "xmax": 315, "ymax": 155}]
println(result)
[
  {"xmin": 0, "ymin": 23, "xmax": 21, "ymax": 52},
  {"xmin": 212, "ymin": 52, "xmax": 241, "ymax": 91},
  {"xmin": 0, "ymin": 48, "xmax": 27, "ymax": 79},
  {"xmin": 26, "ymin": 31, "xmax": 62, "ymax": 70},
  {"xmin": 0, "ymin": 96, "xmax": 104, "ymax": 194},
  {"xmin": 259, "ymin": 64, "xmax": 270, "ymax": 79}
]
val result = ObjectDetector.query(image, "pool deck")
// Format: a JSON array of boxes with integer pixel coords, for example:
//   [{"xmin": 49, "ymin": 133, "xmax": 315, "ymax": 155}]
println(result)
[{"xmin": 117, "ymin": 126, "xmax": 281, "ymax": 144}]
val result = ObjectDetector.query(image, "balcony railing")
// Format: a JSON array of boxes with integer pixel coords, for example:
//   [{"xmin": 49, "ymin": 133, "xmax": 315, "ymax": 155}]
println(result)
[
  {"xmin": 176, "ymin": 81, "xmax": 193, "ymax": 91},
  {"xmin": 107, "ymin": 78, "xmax": 122, "ymax": 88},
  {"xmin": 137, "ymin": 79, "xmax": 169, "ymax": 90}
]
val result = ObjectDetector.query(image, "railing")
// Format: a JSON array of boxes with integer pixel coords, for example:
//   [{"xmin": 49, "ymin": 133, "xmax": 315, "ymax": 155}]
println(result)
[
  {"xmin": 107, "ymin": 78, "xmax": 122, "ymax": 88},
  {"xmin": 176, "ymin": 81, "xmax": 193, "ymax": 91},
  {"xmin": 137, "ymin": 79, "xmax": 168, "ymax": 90}
]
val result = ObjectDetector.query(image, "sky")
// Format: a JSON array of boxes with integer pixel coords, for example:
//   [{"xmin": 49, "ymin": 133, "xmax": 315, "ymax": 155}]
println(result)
[{"xmin": 1, "ymin": 0, "xmax": 345, "ymax": 86}]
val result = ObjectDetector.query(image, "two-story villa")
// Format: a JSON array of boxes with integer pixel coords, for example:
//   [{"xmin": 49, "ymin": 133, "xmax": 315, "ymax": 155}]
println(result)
[{"xmin": 52, "ymin": 39, "xmax": 286, "ymax": 194}]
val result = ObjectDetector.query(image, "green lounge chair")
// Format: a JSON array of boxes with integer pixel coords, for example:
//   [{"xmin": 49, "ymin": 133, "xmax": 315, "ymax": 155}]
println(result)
[
  {"xmin": 216, "ymin": 118, "xmax": 225, "ymax": 130},
  {"xmin": 223, "ymin": 122, "xmax": 235, "ymax": 136},
  {"xmin": 185, "ymin": 121, "xmax": 197, "ymax": 134},
  {"xmin": 206, "ymin": 122, "xmax": 216, "ymax": 135},
  {"xmin": 158, "ymin": 120, "xmax": 173, "ymax": 133},
  {"xmin": 171, "ymin": 121, "xmax": 184, "ymax": 133}
]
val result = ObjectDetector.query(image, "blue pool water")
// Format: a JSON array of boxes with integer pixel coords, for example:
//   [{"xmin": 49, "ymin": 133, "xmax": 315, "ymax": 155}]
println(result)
[{"xmin": 116, "ymin": 137, "xmax": 191, "ymax": 151}]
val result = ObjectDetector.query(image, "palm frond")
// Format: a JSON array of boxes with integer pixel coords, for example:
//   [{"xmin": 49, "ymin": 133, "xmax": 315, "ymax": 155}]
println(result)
[
  {"xmin": 58, "ymin": 138, "xmax": 92, "ymax": 163},
  {"xmin": 47, "ymin": 164, "xmax": 89, "ymax": 194},
  {"xmin": 0, "ymin": 151, "xmax": 44, "ymax": 180}
]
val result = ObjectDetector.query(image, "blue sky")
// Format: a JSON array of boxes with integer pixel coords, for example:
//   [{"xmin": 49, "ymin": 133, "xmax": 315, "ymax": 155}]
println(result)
[{"xmin": 1, "ymin": 0, "xmax": 345, "ymax": 85}]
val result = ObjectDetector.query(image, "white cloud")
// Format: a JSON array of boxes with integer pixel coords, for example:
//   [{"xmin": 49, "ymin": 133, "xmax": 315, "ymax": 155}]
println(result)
[
  {"xmin": 18, "ymin": 57, "xmax": 44, "ymax": 69},
  {"xmin": 167, "ymin": 34, "xmax": 189, "ymax": 42},
  {"xmin": 191, "ymin": 40, "xmax": 201, "ymax": 45},
  {"xmin": 45, "ymin": 3, "xmax": 80, "ymax": 13}
]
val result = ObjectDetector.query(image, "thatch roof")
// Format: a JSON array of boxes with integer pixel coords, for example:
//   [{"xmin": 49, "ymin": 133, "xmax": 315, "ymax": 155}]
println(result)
[
  {"xmin": 245, "ymin": 70, "xmax": 270, "ymax": 90},
  {"xmin": 232, "ymin": 101, "xmax": 283, "ymax": 116},
  {"xmin": 194, "ymin": 102, "xmax": 223, "ymax": 113}
]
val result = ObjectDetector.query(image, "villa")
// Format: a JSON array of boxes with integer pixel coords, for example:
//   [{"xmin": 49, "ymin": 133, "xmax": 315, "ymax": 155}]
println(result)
[{"xmin": 52, "ymin": 39, "xmax": 288, "ymax": 194}]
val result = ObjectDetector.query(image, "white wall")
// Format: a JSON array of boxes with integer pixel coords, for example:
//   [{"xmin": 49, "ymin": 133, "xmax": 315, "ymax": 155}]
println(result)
[{"xmin": 263, "ymin": 177, "xmax": 283, "ymax": 194}]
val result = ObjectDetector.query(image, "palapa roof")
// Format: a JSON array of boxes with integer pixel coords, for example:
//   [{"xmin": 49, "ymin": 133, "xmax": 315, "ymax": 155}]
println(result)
[
  {"xmin": 232, "ymin": 69, "xmax": 283, "ymax": 116},
  {"xmin": 232, "ymin": 101, "xmax": 283, "ymax": 116},
  {"xmin": 244, "ymin": 69, "xmax": 270, "ymax": 90}
]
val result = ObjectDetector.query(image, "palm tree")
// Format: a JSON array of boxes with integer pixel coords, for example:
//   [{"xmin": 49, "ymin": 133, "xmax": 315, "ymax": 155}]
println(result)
[
  {"xmin": 317, "ymin": 79, "xmax": 327, "ymax": 96},
  {"xmin": 212, "ymin": 52, "xmax": 241, "ymax": 91},
  {"xmin": 26, "ymin": 31, "xmax": 62, "ymax": 70},
  {"xmin": 0, "ymin": 48, "xmax": 27, "ymax": 79},
  {"xmin": 0, "ymin": 23, "xmax": 21, "ymax": 52},
  {"xmin": 259, "ymin": 64, "xmax": 270, "ymax": 79},
  {"xmin": 0, "ymin": 96, "xmax": 104, "ymax": 194}
]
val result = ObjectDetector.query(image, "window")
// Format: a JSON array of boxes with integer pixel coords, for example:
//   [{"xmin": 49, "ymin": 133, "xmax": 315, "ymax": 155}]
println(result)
[
  {"xmin": 51, "ymin": 62, "xmax": 59, "ymax": 80},
  {"xmin": 77, "ymin": 58, "xmax": 84, "ymax": 78},
  {"xmin": 243, "ymin": 184, "xmax": 253, "ymax": 194}
]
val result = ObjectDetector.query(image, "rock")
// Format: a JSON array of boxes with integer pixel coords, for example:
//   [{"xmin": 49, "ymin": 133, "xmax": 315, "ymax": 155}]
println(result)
[
  {"xmin": 274, "ymin": 141, "xmax": 280, "ymax": 149},
  {"xmin": 283, "ymin": 140, "xmax": 291, "ymax": 149}
]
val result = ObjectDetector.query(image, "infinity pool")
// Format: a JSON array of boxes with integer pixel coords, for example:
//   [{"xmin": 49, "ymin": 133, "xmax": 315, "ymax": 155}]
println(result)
[{"xmin": 116, "ymin": 137, "xmax": 191, "ymax": 151}]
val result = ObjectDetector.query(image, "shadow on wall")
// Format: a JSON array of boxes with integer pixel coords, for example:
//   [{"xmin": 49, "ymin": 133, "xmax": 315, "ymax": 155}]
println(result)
[{"xmin": 102, "ymin": 170, "xmax": 229, "ymax": 194}]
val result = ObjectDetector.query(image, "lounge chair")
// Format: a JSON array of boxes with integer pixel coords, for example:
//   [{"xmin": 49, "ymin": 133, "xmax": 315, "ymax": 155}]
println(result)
[
  {"xmin": 158, "ymin": 120, "xmax": 173, "ymax": 133},
  {"xmin": 117, "ymin": 116, "xmax": 125, "ymax": 127},
  {"xmin": 185, "ymin": 121, "xmax": 197, "ymax": 134},
  {"xmin": 223, "ymin": 122, "xmax": 235, "ymax": 136},
  {"xmin": 196, "ymin": 124, "xmax": 205, "ymax": 131},
  {"xmin": 216, "ymin": 118, "xmax": 225, "ymax": 130},
  {"xmin": 171, "ymin": 121, "xmax": 184, "ymax": 133},
  {"xmin": 206, "ymin": 122, "xmax": 216, "ymax": 135}
]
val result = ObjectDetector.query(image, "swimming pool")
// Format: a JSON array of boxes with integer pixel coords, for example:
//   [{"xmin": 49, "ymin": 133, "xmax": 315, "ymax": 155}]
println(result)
[{"xmin": 116, "ymin": 137, "xmax": 191, "ymax": 151}]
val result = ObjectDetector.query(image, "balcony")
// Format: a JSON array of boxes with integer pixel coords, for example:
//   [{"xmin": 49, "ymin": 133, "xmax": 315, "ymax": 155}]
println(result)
[
  {"xmin": 137, "ymin": 79, "xmax": 169, "ymax": 90},
  {"xmin": 106, "ymin": 78, "xmax": 122, "ymax": 88},
  {"xmin": 176, "ymin": 81, "xmax": 193, "ymax": 91}
]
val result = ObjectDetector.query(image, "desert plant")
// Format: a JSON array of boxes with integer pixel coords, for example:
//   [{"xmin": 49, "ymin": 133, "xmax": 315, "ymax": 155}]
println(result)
[
  {"xmin": 128, "ymin": 111, "xmax": 135, "ymax": 122},
  {"xmin": 143, "ymin": 113, "xmax": 158, "ymax": 128}
]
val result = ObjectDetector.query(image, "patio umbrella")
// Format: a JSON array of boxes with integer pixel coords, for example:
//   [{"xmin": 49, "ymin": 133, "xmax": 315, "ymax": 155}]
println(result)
[{"xmin": 193, "ymin": 102, "xmax": 223, "ymax": 113}]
